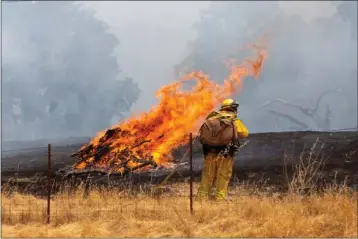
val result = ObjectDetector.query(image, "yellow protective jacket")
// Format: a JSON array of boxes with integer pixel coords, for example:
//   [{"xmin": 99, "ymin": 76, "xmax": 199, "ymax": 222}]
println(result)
[{"xmin": 203, "ymin": 109, "xmax": 249, "ymax": 155}]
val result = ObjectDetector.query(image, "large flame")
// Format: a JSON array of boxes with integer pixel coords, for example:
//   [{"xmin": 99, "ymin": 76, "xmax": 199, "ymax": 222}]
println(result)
[{"xmin": 74, "ymin": 46, "xmax": 267, "ymax": 173}]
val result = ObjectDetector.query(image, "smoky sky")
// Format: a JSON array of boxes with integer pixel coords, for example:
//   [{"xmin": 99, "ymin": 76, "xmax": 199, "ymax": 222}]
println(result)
[
  {"xmin": 71, "ymin": 1, "xmax": 358, "ymax": 132},
  {"xmin": 2, "ymin": 1, "xmax": 357, "ymax": 141},
  {"xmin": 80, "ymin": 1, "xmax": 211, "ymax": 114},
  {"xmin": 82, "ymin": 1, "xmax": 352, "ymax": 113}
]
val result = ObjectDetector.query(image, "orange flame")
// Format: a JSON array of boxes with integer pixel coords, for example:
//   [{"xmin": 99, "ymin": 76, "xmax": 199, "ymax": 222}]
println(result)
[{"xmin": 74, "ymin": 46, "xmax": 267, "ymax": 172}]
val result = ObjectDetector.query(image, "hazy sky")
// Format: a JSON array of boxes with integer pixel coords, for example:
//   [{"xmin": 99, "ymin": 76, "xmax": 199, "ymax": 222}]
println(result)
[
  {"xmin": 3, "ymin": 1, "xmax": 354, "ymax": 141},
  {"xmin": 81, "ymin": 1, "xmax": 210, "ymax": 115},
  {"xmin": 81, "ymin": 1, "xmax": 340, "ymax": 115}
]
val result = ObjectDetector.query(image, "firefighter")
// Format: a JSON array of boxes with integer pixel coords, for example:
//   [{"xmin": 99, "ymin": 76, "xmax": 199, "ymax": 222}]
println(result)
[{"xmin": 197, "ymin": 98, "xmax": 249, "ymax": 201}]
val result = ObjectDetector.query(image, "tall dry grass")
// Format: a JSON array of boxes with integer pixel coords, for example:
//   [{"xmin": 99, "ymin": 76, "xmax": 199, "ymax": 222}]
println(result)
[
  {"xmin": 2, "ymin": 138, "xmax": 357, "ymax": 237},
  {"xmin": 1, "ymin": 182, "xmax": 357, "ymax": 238}
]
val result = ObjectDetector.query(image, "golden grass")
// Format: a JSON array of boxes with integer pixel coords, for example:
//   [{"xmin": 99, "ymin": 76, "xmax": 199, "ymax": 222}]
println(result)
[{"xmin": 1, "ymin": 183, "xmax": 357, "ymax": 238}]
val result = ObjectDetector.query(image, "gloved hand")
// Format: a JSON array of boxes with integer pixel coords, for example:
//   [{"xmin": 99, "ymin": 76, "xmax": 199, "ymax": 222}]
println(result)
[
  {"xmin": 235, "ymin": 138, "xmax": 241, "ymax": 146},
  {"xmin": 231, "ymin": 144, "xmax": 240, "ymax": 152}
]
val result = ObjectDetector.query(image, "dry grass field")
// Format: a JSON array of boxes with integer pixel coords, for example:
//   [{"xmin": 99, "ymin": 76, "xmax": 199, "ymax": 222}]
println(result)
[{"xmin": 1, "ymin": 182, "xmax": 357, "ymax": 238}]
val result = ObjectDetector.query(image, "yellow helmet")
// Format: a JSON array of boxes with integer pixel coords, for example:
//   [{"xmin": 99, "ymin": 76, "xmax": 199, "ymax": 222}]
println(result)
[{"xmin": 221, "ymin": 98, "xmax": 239, "ymax": 109}]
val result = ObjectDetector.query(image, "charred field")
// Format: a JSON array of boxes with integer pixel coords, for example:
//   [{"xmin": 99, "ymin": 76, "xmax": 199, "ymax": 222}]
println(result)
[{"xmin": 2, "ymin": 130, "xmax": 358, "ymax": 197}]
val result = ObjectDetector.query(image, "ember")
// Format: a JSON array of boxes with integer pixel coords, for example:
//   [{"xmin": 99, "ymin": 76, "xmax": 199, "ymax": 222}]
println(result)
[{"xmin": 72, "ymin": 46, "xmax": 267, "ymax": 174}]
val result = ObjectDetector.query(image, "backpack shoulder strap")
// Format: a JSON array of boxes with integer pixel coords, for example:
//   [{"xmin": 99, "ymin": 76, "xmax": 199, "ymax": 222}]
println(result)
[
  {"xmin": 218, "ymin": 111, "xmax": 236, "ymax": 120},
  {"xmin": 219, "ymin": 111, "xmax": 238, "ymax": 141},
  {"xmin": 206, "ymin": 111, "xmax": 221, "ymax": 120}
]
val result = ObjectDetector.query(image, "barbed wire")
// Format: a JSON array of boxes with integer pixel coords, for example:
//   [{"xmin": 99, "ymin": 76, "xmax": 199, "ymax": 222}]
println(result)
[{"xmin": 2, "ymin": 144, "xmax": 82, "ymax": 153}]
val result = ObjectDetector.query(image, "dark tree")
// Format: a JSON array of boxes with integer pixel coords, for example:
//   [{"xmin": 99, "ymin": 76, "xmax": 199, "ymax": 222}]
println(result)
[{"xmin": 2, "ymin": 2, "xmax": 140, "ymax": 140}]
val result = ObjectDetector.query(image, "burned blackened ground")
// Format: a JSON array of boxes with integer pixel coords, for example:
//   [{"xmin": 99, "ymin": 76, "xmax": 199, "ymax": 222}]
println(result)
[{"xmin": 2, "ymin": 131, "xmax": 358, "ymax": 196}]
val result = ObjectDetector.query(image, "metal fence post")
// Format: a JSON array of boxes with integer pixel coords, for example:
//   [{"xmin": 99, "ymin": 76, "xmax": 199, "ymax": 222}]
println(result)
[
  {"xmin": 189, "ymin": 133, "xmax": 193, "ymax": 215},
  {"xmin": 47, "ymin": 144, "xmax": 52, "ymax": 224}
]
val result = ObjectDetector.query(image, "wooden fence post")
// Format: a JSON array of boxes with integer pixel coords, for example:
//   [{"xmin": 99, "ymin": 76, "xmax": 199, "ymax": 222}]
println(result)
[
  {"xmin": 47, "ymin": 144, "xmax": 52, "ymax": 224},
  {"xmin": 189, "ymin": 133, "xmax": 193, "ymax": 215}
]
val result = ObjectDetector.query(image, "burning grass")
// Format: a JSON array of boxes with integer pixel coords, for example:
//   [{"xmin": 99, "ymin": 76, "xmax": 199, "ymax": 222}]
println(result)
[{"xmin": 1, "ymin": 183, "xmax": 357, "ymax": 238}]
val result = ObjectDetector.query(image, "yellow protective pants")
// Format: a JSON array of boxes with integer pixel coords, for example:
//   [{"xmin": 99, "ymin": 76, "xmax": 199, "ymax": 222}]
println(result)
[{"xmin": 196, "ymin": 152, "xmax": 234, "ymax": 201}]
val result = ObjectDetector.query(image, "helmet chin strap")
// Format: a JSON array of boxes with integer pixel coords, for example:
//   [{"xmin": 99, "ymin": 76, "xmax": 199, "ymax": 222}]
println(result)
[
  {"xmin": 231, "ymin": 105, "xmax": 239, "ymax": 113},
  {"xmin": 221, "ymin": 106, "xmax": 238, "ymax": 113}
]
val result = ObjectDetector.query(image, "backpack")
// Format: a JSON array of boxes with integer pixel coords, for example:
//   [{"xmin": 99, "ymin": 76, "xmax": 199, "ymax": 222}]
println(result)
[{"xmin": 199, "ymin": 111, "xmax": 238, "ymax": 147}]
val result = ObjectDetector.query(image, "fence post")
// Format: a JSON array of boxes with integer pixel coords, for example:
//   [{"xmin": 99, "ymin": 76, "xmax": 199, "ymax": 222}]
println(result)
[
  {"xmin": 47, "ymin": 144, "xmax": 52, "ymax": 224},
  {"xmin": 355, "ymin": 184, "xmax": 358, "ymax": 238},
  {"xmin": 189, "ymin": 133, "xmax": 194, "ymax": 215}
]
